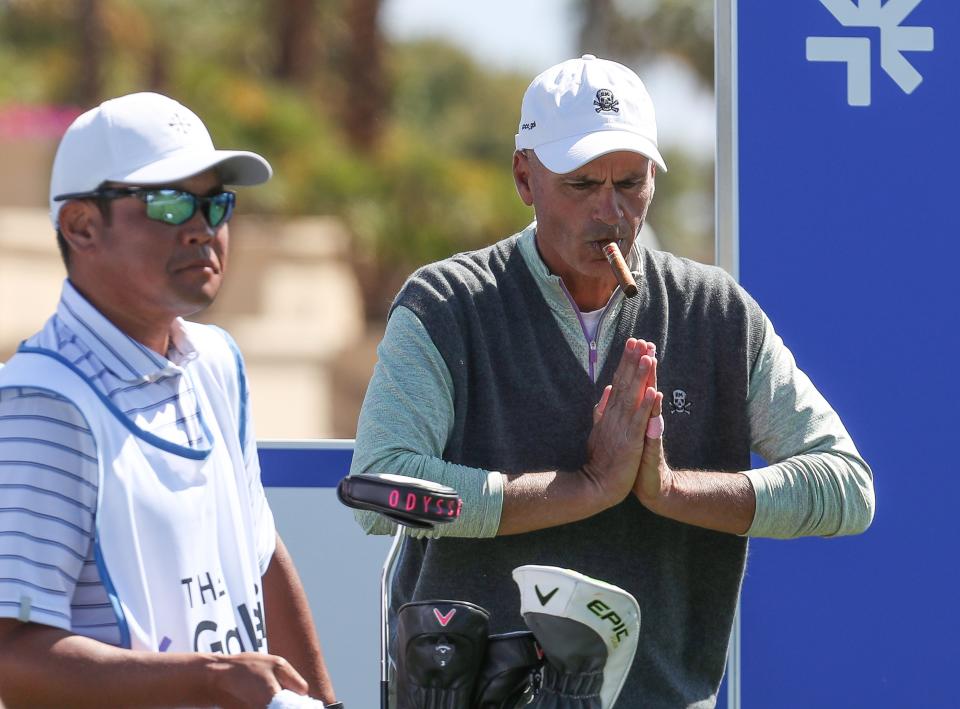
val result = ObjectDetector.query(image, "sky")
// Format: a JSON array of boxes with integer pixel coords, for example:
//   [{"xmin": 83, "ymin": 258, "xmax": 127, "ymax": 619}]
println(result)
[
  {"xmin": 382, "ymin": 0, "xmax": 579, "ymax": 74},
  {"xmin": 381, "ymin": 0, "xmax": 716, "ymax": 155}
]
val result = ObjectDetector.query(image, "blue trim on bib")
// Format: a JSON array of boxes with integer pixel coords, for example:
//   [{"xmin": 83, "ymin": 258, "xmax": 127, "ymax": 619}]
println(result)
[
  {"xmin": 16, "ymin": 347, "xmax": 212, "ymax": 461},
  {"xmin": 93, "ymin": 532, "xmax": 131, "ymax": 649}
]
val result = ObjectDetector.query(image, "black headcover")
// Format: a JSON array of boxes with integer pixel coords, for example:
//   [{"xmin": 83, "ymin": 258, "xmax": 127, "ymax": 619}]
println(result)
[
  {"xmin": 395, "ymin": 600, "xmax": 490, "ymax": 709},
  {"xmin": 337, "ymin": 473, "xmax": 462, "ymax": 529},
  {"xmin": 473, "ymin": 630, "xmax": 544, "ymax": 709}
]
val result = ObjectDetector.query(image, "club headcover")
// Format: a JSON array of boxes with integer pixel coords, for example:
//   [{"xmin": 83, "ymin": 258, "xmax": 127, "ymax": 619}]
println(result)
[
  {"xmin": 472, "ymin": 630, "xmax": 544, "ymax": 709},
  {"xmin": 394, "ymin": 600, "xmax": 490, "ymax": 709},
  {"xmin": 337, "ymin": 473, "xmax": 462, "ymax": 529},
  {"xmin": 512, "ymin": 565, "xmax": 640, "ymax": 709}
]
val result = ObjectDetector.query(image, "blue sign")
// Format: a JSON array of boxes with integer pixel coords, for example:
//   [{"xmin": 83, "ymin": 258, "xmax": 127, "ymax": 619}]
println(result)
[
  {"xmin": 730, "ymin": 0, "xmax": 959, "ymax": 706},
  {"xmin": 258, "ymin": 440, "xmax": 353, "ymax": 487}
]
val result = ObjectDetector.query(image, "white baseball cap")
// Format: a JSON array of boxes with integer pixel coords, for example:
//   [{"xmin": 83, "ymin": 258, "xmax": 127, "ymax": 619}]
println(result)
[
  {"xmin": 515, "ymin": 54, "xmax": 667, "ymax": 175},
  {"xmin": 49, "ymin": 92, "xmax": 272, "ymax": 227}
]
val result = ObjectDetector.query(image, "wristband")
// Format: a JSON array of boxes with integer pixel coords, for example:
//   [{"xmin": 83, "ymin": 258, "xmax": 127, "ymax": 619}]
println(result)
[{"xmin": 645, "ymin": 414, "xmax": 664, "ymax": 439}]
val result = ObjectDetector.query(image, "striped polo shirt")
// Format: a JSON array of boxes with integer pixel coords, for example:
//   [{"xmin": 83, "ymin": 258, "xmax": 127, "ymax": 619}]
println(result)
[{"xmin": 0, "ymin": 279, "xmax": 272, "ymax": 645}]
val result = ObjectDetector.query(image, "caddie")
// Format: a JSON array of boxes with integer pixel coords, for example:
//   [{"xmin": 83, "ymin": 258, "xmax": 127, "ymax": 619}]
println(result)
[{"xmin": 0, "ymin": 92, "xmax": 338, "ymax": 708}]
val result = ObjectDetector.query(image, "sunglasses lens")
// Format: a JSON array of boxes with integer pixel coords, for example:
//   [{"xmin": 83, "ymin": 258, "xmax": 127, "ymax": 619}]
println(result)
[
  {"xmin": 144, "ymin": 190, "xmax": 195, "ymax": 225},
  {"xmin": 205, "ymin": 192, "xmax": 234, "ymax": 227}
]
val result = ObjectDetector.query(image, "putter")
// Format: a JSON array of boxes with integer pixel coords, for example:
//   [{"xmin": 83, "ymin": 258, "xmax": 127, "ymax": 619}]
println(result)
[{"xmin": 336, "ymin": 473, "xmax": 462, "ymax": 709}]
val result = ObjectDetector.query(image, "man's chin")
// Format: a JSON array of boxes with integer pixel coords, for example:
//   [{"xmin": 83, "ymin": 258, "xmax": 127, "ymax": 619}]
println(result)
[{"xmin": 172, "ymin": 284, "xmax": 220, "ymax": 316}]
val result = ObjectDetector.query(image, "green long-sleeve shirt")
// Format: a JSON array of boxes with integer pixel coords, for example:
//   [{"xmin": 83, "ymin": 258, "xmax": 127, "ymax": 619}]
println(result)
[{"xmin": 351, "ymin": 223, "xmax": 875, "ymax": 539}]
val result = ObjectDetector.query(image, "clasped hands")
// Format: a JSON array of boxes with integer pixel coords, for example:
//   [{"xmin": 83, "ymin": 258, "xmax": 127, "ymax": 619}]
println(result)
[{"xmin": 583, "ymin": 337, "xmax": 670, "ymax": 511}]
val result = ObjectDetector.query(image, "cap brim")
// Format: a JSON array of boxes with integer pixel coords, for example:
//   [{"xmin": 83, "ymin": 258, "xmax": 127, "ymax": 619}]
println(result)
[
  {"xmin": 108, "ymin": 149, "xmax": 272, "ymax": 187},
  {"xmin": 533, "ymin": 131, "xmax": 667, "ymax": 175}
]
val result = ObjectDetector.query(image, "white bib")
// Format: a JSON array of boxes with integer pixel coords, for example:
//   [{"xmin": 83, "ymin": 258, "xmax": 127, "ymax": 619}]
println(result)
[{"xmin": 0, "ymin": 325, "xmax": 267, "ymax": 655}]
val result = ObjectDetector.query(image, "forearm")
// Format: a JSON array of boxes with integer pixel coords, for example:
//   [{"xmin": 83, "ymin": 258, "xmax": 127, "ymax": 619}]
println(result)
[
  {"xmin": 263, "ymin": 536, "xmax": 335, "ymax": 703},
  {"xmin": 639, "ymin": 453, "xmax": 872, "ymax": 538},
  {"xmin": 498, "ymin": 470, "xmax": 608, "ymax": 536},
  {"xmin": 645, "ymin": 469, "xmax": 756, "ymax": 536},
  {"xmin": 0, "ymin": 621, "xmax": 213, "ymax": 708},
  {"xmin": 351, "ymin": 450, "xmax": 607, "ymax": 538}
]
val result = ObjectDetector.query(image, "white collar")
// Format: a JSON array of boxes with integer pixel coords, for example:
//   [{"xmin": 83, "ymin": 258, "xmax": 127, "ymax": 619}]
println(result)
[{"xmin": 56, "ymin": 279, "xmax": 198, "ymax": 384}]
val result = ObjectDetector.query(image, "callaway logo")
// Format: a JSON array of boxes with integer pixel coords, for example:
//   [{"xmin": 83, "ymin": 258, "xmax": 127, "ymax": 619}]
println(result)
[
  {"xmin": 434, "ymin": 643, "xmax": 453, "ymax": 667},
  {"xmin": 535, "ymin": 585, "xmax": 559, "ymax": 606},
  {"xmin": 433, "ymin": 607, "xmax": 456, "ymax": 627}
]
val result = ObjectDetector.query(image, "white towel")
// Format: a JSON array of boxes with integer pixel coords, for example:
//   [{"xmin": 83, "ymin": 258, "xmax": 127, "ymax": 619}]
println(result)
[{"xmin": 266, "ymin": 689, "xmax": 325, "ymax": 709}]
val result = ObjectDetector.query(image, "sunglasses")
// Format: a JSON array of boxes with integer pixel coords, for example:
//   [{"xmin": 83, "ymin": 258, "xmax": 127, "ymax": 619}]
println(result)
[{"xmin": 54, "ymin": 187, "xmax": 237, "ymax": 228}]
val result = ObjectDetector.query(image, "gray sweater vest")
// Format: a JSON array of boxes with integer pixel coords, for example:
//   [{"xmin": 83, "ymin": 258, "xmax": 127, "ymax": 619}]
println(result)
[{"xmin": 391, "ymin": 235, "xmax": 765, "ymax": 708}]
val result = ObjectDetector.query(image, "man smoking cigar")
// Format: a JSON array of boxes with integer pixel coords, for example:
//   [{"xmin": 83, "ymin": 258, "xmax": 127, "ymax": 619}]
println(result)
[{"xmin": 349, "ymin": 55, "xmax": 874, "ymax": 708}]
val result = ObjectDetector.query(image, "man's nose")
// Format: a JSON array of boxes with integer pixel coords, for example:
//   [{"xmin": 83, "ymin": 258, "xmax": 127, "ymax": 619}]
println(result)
[
  {"xmin": 181, "ymin": 211, "xmax": 218, "ymax": 243},
  {"xmin": 593, "ymin": 186, "xmax": 623, "ymax": 226}
]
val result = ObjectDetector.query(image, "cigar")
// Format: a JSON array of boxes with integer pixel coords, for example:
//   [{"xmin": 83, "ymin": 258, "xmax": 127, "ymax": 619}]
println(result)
[{"xmin": 602, "ymin": 241, "xmax": 638, "ymax": 297}]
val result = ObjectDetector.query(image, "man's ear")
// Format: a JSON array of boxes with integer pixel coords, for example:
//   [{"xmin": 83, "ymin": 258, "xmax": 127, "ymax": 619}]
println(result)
[
  {"xmin": 58, "ymin": 201, "xmax": 103, "ymax": 257},
  {"xmin": 512, "ymin": 150, "xmax": 535, "ymax": 207}
]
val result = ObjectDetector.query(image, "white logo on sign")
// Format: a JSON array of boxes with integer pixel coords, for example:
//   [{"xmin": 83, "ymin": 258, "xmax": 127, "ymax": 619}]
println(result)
[{"xmin": 806, "ymin": 0, "xmax": 934, "ymax": 107}]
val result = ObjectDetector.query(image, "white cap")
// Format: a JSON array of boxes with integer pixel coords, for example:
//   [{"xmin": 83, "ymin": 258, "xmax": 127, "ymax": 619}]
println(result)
[
  {"xmin": 515, "ymin": 54, "xmax": 666, "ymax": 175},
  {"xmin": 49, "ymin": 92, "xmax": 272, "ymax": 227}
]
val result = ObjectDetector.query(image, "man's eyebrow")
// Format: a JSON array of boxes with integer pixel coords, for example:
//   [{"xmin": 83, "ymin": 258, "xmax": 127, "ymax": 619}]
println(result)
[
  {"xmin": 564, "ymin": 173, "xmax": 649, "ymax": 184},
  {"xmin": 615, "ymin": 172, "xmax": 649, "ymax": 183}
]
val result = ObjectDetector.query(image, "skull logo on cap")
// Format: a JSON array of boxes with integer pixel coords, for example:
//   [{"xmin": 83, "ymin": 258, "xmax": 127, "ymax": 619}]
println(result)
[{"xmin": 594, "ymin": 89, "xmax": 620, "ymax": 114}]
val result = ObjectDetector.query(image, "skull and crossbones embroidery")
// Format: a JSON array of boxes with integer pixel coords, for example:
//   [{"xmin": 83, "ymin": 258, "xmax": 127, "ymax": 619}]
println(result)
[
  {"xmin": 594, "ymin": 88, "xmax": 620, "ymax": 113},
  {"xmin": 669, "ymin": 389, "xmax": 692, "ymax": 415}
]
